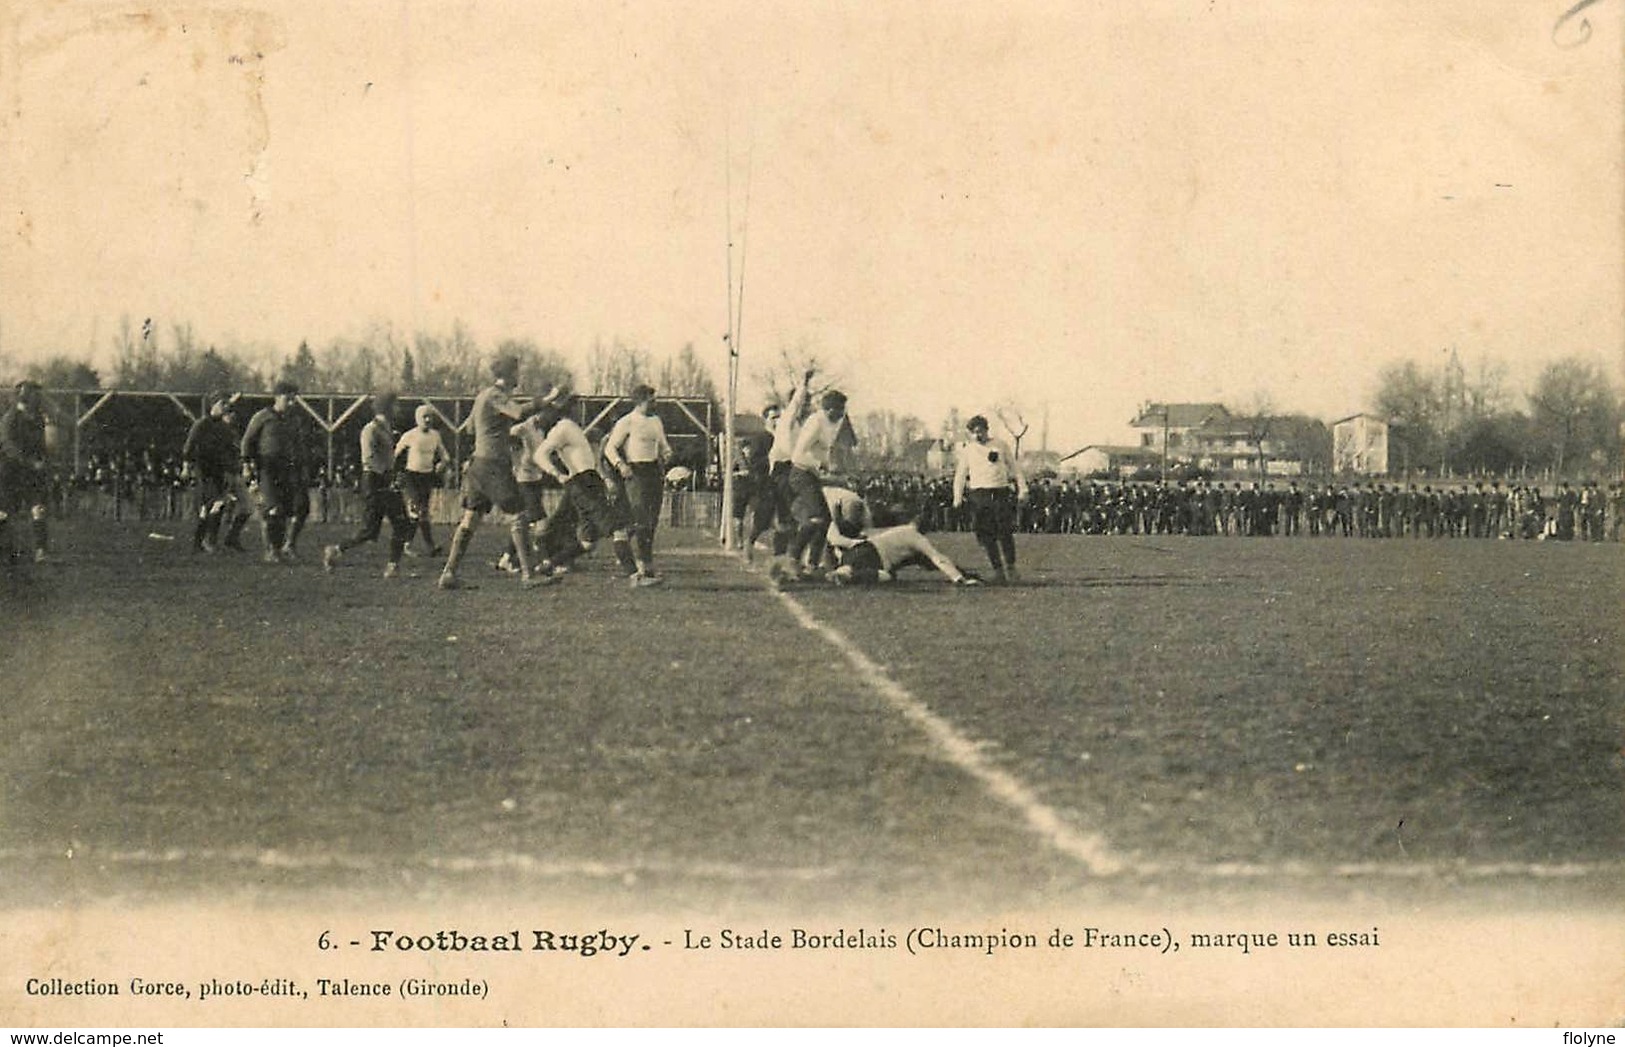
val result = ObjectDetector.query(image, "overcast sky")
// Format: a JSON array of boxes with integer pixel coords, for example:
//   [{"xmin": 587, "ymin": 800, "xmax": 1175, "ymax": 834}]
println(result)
[{"xmin": 2, "ymin": 0, "xmax": 1619, "ymax": 450}]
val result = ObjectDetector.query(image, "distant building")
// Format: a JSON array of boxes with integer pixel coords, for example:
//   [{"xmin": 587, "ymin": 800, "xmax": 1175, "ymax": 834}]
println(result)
[
  {"xmin": 1129, "ymin": 402, "xmax": 1232, "ymax": 460},
  {"xmin": 1062, "ymin": 444, "xmax": 1161, "ymax": 478},
  {"xmin": 1332, "ymin": 413, "xmax": 1389, "ymax": 475},
  {"xmin": 1126, "ymin": 402, "xmax": 1305, "ymax": 476}
]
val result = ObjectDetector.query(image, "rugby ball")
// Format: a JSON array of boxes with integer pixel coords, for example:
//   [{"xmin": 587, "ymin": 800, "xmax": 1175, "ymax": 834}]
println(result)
[{"xmin": 665, "ymin": 465, "xmax": 694, "ymax": 485}]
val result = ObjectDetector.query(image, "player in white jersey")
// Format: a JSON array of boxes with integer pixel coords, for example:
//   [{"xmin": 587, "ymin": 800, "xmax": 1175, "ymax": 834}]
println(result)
[
  {"xmin": 497, "ymin": 413, "xmax": 552, "ymax": 573},
  {"xmin": 807, "ymin": 481, "xmax": 877, "ymax": 573},
  {"xmin": 394, "ymin": 404, "xmax": 448, "ymax": 556},
  {"xmin": 603, "ymin": 384, "xmax": 673, "ymax": 583},
  {"xmin": 952, "ymin": 414, "xmax": 1028, "ymax": 582},
  {"xmin": 771, "ymin": 388, "xmax": 848, "ymax": 582},
  {"xmin": 745, "ymin": 370, "xmax": 813, "ymax": 562},
  {"xmin": 530, "ymin": 387, "xmax": 649, "ymax": 585}
]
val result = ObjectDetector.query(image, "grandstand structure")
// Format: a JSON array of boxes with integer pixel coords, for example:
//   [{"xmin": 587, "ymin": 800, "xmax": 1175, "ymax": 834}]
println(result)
[{"xmin": 38, "ymin": 387, "xmax": 722, "ymax": 481}]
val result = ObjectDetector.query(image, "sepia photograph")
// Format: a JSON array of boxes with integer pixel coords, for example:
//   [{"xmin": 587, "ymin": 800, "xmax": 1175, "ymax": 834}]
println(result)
[{"xmin": 1, "ymin": 0, "xmax": 1621, "ymax": 1029}]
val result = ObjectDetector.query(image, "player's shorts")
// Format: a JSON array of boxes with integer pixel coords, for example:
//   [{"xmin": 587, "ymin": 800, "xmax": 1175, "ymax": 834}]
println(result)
[
  {"xmin": 194, "ymin": 473, "xmax": 229, "ymax": 513},
  {"xmin": 787, "ymin": 467, "xmax": 830, "ymax": 528},
  {"xmin": 768, "ymin": 461, "xmax": 795, "ymax": 527},
  {"xmin": 966, "ymin": 487, "xmax": 1017, "ymax": 540},
  {"xmin": 840, "ymin": 539, "xmax": 884, "ymax": 577},
  {"xmin": 553, "ymin": 470, "xmax": 627, "ymax": 545},
  {"xmin": 461, "ymin": 455, "xmax": 525, "ymax": 515},
  {"xmin": 517, "ymin": 478, "xmax": 547, "ymax": 521},
  {"xmin": 0, "ymin": 461, "xmax": 48, "ymax": 513},
  {"xmin": 401, "ymin": 471, "xmax": 436, "ymax": 514},
  {"xmin": 256, "ymin": 461, "xmax": 306, "ymax": 519},
  {"xmin": 625, "ymin": 462, "xmax": 664, "ymax": 533}
]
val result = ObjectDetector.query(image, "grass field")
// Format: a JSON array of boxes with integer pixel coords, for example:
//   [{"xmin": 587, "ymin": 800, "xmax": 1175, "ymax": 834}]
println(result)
[{"xmin": 2, "ymin": 518, "xmax": 1621, "ymax": 914}]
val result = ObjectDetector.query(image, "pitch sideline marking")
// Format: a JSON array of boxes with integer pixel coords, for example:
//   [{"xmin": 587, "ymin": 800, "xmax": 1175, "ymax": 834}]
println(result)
[
  {"xmin": 748, "ymin": 556, "xmax": 1621, "ymax": 884},
  {"xmin": 765, "ymin": 582, "xmax": 1128, "ymax": 877}
]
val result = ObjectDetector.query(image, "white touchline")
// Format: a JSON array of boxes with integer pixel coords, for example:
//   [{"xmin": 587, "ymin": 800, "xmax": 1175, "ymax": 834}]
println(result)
[{"xmin": 767, "ymin": 585, "xmax": 1128, "ymax": 877}]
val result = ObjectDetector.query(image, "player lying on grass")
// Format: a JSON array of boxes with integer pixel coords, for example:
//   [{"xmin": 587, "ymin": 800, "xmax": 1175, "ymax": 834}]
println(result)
[{"xmin": 820, "ymin": 490, "xmax": 981, "ymax": 587}]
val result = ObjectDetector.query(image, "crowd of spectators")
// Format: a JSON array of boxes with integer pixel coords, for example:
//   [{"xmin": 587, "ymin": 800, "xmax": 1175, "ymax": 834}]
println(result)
[
  {"xmin": 34, "ymin": 438, "xmax": 1625, "ymax": 545},
  {"xmin": 842, "ymin": 473, "xmax": 1625, "ymax": 543},
  {"xmin": 52, "ymin": 445, "xmax": 378, "ymax": 524}
]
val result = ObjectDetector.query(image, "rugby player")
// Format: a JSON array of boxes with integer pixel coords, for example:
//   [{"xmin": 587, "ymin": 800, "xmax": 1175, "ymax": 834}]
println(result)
[
  {"xmin": 497, "ymin": 412, "xmax": 551, "ymax": 574},
  {"xmin": 952, "ymin": 414, "xmax": 1028, "ymax": 583},
  {"xmin": 394, "ymin": 404, "xmax": 448, "ymax": 557},
  {"xmin": 531, "ymin": 386, "xmax": 651, "ymax": 586},
  {"xmin": 323, "ymin": 393, "xmax": 413, "ymax": 578},
  {"xmin": 603, "ymin": 384, "xmax": 673, "ymax": 584},
  {"xmin": 823, "ymin": 493, "xmax": 980, "ymax": 587},
  {"xmin": 437, "ymin": 355, "xmax": 547, "ymax": 590},
  {"xmin": 240, "ymin": 380, "xmax": 313, "ymax": 564},
  {"xmin": 744, "ymin": 369, "xmax": 812, "ymax": 563},
  {"xmin": 181, "ymin": 392, "xmax": 240, "ymax": 553},
  {"xmin": 0, "ymin": 379, "xmax": 52, "ymax": 566},
  {"xmin": 771, "ymin": 386, "xmax": 847, "ymax": 583}
]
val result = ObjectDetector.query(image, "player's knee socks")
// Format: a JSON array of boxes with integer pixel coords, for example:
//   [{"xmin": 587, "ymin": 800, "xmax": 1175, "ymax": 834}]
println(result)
[
  {"xmin": 805, "ymin": 528, "xmax": 828, "ymax": 569},
  {"xmin": 611, "ymin": 534, "xmax": 637, "ymax": 574},
  {"xmin": 979, "ymin": 536, "xmax": 1002, "ymax": 569},
  {"xmin": 791, "ymin": 520, "xmax": 824, "ymax": 563},
  {"xmin": 550, "ymin": 536, "xmax": 590, "ymax": 570},
  {"xmin": 285, "ymin": 514, "xmax": 307, "ymax": 550},
  {"xmin": 998, "ymin": 535, "xmax": 1016, "ymax": 567},
  {"xmin": 265, "ymin": 514, "xmax": 287, "ymax": 550},
  {"xmin": 193, "ymin": 512, "xmax": 210, "ymax": 549},
  {"xmin": 508, "ymin": 519, "xmax": 534, "ymax": 576},
  {"xmin": 227, "ymin": 512, "xmax": 249, "ymax": 544},
  {"xmin": 417, "ymin": 516, "xmax": 434, "ymax": 546},
  {"xmin": 442, "ymin": 522, "xmax": 475, "ymax": 575},
  {"xmin": 771, "ymin": 528, "xmax": 791, "ymax": 556}
]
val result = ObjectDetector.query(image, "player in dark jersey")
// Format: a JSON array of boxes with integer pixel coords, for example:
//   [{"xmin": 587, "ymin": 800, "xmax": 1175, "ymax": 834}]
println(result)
[
  {"xmin": 323, "ymin": 393, "xmax": 414, "ymax": 578},
  {"xmin": 181, "ymin": 393, "xmax": 241, "ymax": 554},
  {"xmin": 0, "ymin": 379, "xmax": 52, "ymax": 566},
  {"xmin": 240, "ymin": 380, "xmax": 314, "ymax": 563},
  {"xmin": 437, "ymin": 355, "xmax": 547, "ymax": 590}
]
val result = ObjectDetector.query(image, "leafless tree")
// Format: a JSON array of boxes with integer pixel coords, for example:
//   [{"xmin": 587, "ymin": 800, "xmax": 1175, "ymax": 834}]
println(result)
[{"xmin": 993, "ymin": 401, "xmax": 1031, "ymax": 458}]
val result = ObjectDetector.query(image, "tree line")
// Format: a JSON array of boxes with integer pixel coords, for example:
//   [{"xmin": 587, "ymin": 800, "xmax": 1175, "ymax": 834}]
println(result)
[
  {"xmin": 1373, "ymin": 350, "xmax": 1622, "ymax": 479},
  {"xmin": 2, "ymin": 316, "xmax": 723, "ymax": 404},
  {"xmin": 2, "ymin": 317, "xmax": 1619, "ymax": 479}
]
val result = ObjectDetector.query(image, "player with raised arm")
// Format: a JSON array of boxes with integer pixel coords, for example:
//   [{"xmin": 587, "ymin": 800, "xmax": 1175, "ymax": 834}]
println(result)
[
  {"xmin": 745, "ymin": 370, "xmax": 812, "ymax": 563},
  {"xmin": 437, "ymin": 355, "xmax": 546, "ymax": 591},
  {"xmin": 771, "ymin": 386, "xmax": 847, "ymax": 583},
  {"xmin": 603, "ymin": 383, "xmax": 673, "ymax": 584},
  {"xmin": 952, "ymin": 414, "xmax": 1028, "ymax": 583}
]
